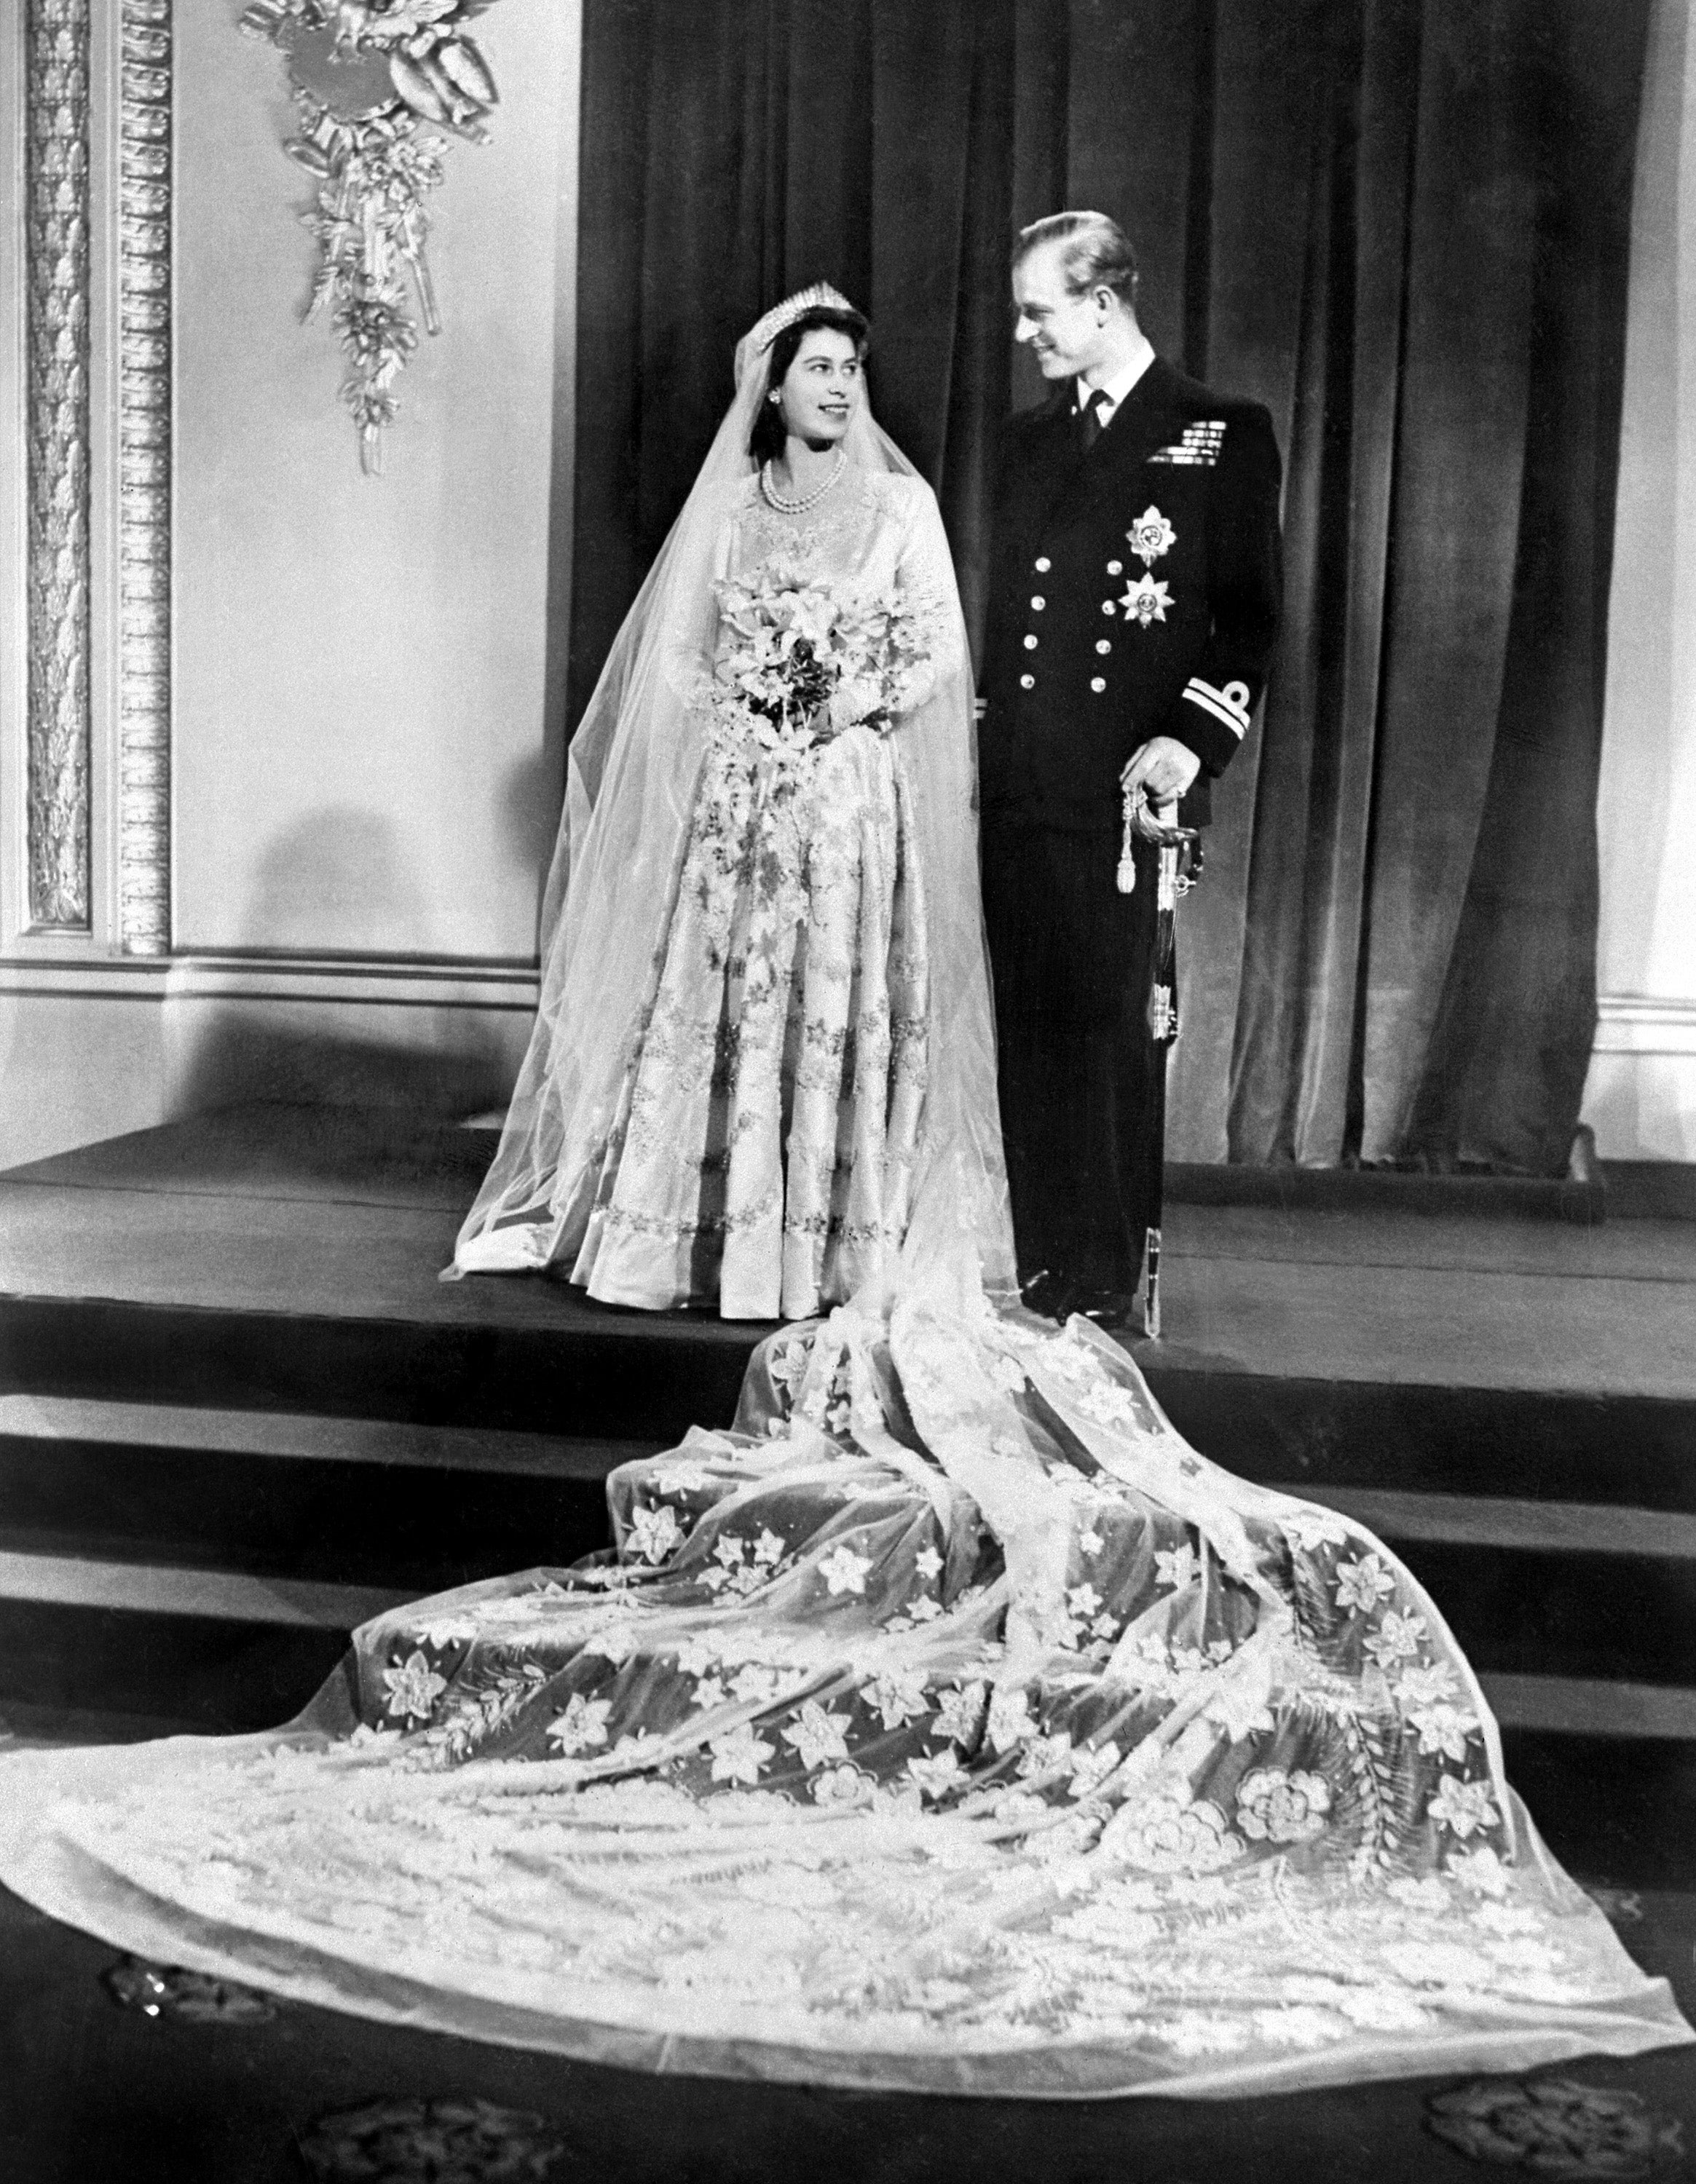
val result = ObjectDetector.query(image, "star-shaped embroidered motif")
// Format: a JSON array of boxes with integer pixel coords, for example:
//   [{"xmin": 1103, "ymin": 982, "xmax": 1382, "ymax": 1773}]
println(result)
[
  {"xmin": 1120, "ymin": 574, "xmax": 1172, "ymax": 625},
  {"xmin": 1126, "ymin": 505, "xmax": 1176, "ymax": 563}
]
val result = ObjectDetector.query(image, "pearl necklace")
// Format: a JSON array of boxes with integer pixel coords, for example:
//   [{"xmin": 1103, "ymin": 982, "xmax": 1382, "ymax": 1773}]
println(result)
[{"xmin": 760, "ymin": 448, "xmax": 847, "ymax": 514}]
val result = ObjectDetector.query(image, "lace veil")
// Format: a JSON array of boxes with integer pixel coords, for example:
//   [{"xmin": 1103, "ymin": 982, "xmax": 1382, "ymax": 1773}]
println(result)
[{"xmin": 451, "ymin": 286, "xmax": 1015, "ymax": 1299}]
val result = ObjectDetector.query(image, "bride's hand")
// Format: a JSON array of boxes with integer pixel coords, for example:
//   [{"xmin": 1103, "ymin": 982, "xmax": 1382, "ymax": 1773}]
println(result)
[{"xmin": 826, "ymin": 676, "xmax": 887, "ymax": 735}]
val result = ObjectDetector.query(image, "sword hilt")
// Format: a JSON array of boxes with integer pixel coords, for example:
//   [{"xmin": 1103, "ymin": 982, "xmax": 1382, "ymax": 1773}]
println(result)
[{"xmin": 1119, "ymin": 787, "xmax": 1199, "ymax": 894}]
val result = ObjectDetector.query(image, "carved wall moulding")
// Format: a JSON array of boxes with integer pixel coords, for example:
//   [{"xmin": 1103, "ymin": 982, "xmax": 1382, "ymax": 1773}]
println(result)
[
  {"xmin": 25, "ymin": 0, "xmax": 92, "ymax": 931},
  {"xmin": 119, "ymin": 0, "xmax": 173, "ymax": 956},
  {"xmin": 241, "ymin": 1, "xmax": 506, "ymax": 476}
]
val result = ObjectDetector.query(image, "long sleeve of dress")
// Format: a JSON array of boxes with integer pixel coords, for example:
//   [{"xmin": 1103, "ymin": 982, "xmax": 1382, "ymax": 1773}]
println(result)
[{"xmin": 891, "ymin": 477, "xmax": 969, "ymax": 720}]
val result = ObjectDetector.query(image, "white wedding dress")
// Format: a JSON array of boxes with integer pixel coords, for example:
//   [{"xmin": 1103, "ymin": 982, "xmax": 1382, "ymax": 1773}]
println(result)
[
  {"xmin": 565, "ymin": 467, "xmax": 958, "ymax": 1320},
  {"xmin": 0, "ymin": 293, "xmax": 1685, "ymax": 2100},
  {"xmin": 448, "ymin": 285, "xmax": 1012, "ymax": 1317}
]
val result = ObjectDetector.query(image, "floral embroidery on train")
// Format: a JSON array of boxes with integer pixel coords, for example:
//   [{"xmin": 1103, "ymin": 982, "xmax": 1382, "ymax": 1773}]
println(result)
[{"xmin": 40, "ymin": 1284, "xmax": 1679, "ymax": 2095}]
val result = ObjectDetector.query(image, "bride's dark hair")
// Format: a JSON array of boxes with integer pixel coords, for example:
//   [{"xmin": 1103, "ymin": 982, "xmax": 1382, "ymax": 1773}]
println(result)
[{"xmin": 750, "ymin": 304, "xmax": 871, "ymax": 463}]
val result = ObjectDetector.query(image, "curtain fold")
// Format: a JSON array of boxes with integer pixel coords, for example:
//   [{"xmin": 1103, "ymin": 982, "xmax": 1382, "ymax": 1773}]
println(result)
[
  {"xmin": 1349, "ymin": 0, "xmax": 1545, "ymax": 1167},
  {"xmin": 569, "ymin": 0, "xmax": 1648, "ymax": 1176},
  {"xmin": 1405, "ymin": 3, "xmax": 1646, "ymax": 1170}
]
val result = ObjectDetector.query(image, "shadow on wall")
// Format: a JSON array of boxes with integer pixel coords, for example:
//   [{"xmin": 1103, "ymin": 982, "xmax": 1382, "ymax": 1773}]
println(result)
[
  {"xmin": 228, "ymin": 805, "xmax": 434, "ymax": 956},
  {"xmin": 170, "ymin": 807, "xmax": 519, "ymax": 1119},
  {"xmin": 502, "ymin": 745, "xmax": 562, "ymax": 936}
]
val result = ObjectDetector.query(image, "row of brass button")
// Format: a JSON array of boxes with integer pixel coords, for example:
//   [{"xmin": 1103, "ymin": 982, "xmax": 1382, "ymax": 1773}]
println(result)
[{"xmin": 1022, "ymin": 556, "xmax": 1118, "ymax": 691}]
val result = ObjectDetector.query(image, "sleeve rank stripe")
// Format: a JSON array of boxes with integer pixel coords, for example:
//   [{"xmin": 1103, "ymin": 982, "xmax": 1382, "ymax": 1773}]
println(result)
[
  {"xmin": 1183, "ymin": 684, "xmax": 1250, "ymax": 739},
  {"xmin": 1186, "ymin": 674, "xmax": 1252, "ymax": 722}
]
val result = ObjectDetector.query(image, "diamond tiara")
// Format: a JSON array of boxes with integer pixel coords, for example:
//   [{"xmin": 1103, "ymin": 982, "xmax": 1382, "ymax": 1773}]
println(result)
[{"xmin": 748, "ymin": 281, "xmax": 857, "ymax": 355}]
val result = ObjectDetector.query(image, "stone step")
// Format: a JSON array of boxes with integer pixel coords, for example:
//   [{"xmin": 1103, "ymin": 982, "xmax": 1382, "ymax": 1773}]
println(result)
[
  {"xmin": 5, "ymin": 1291, "xmax": 1694, "ymax": 1514},
  {"xmin": 1159, "ymin": 1370, "xmax": 1696, "ymax": 1512},
  {"xmin": 0, "ymin": 1291, "xmax": 759, "ymax": 1441},
  {"xmin": 0, "ymin": 1394, "xmax": 1691, "ymax": 1688},
  {"xmin": 0, "ymin": 1548, "xmax": 409, "ymax": 1629},
  {"xmin": 0, "ymin": 1527, "xmax": 1691, "ymax": 1743},
  {"xmin": 0, "ymin": 1393, "xmax": 648, "ymax": 1593},
  {"xmin": 1273, "ymin": 1484, "xmax": 1696, "ymax": 1560},
  {"xmin": 1166, "ymin": 1160, "xmax": 1604, "ymax": 1224},
  {"xmin": 0, "ymin": 1548, "xmax": 400, "ymax": 1730},
  {"xmin": 0, "ymin": 1392, "xmax": 652, "ymax": 1478},
  {"xmin": 1482, "ymin": 1675, "xmax": 1696, "ymax": 1741}
]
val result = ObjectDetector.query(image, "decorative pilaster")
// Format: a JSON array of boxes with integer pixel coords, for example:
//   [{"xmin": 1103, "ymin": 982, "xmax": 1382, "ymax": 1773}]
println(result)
[
  {"xmin": 25, "ymin": 0, "xmax": 92, "ymax": 931},
  {"xmin": 119, "ymin": 0, "xmax": 172, "ymax": 954}
]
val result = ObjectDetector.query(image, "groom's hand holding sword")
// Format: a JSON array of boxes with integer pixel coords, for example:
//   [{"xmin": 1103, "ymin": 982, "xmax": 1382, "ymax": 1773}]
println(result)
[{"xmin": 1119, "ymin": 733, "xmax": 1202, "ymax": 810}]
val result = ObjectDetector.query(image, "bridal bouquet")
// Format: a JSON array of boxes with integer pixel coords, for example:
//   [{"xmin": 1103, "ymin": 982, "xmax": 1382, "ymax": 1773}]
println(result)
[{"xmin": 704, "ymin": 564, "xmax": 928, "ymax": 759}]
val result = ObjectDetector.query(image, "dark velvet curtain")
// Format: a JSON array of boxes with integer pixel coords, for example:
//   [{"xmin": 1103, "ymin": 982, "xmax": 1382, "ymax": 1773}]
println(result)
[
  {"xmin": 569, "ymin": 0, "xmax": 1022, "ymax": 693},
  {"xmin": 569, "ymin": 0, "xmax": 1647, "ymax": 1174}
]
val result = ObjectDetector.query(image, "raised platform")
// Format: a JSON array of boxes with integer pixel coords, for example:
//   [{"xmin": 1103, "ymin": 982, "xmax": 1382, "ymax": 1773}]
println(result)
[
  {"xmin": 3, "ymin": 1103, "xmax": 1695, "ymax": 2180},
  {"xmin": 1, "ymin": 1102, "xmax": 1694, "ymax": 1884}
]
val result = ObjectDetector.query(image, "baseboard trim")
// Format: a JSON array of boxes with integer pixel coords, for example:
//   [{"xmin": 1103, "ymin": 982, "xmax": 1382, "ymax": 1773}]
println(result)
[
  {"xmin": 1582, "ymin": 1008, "xmax": 1696, "ymax": 1161},
  {"xmin": 1593, "ymin": 995, "xmax": 1696, "ymax": 1054},
  {"xmin": 0, "ymin": 952, "xmax": 542, "ymax": 1013}
]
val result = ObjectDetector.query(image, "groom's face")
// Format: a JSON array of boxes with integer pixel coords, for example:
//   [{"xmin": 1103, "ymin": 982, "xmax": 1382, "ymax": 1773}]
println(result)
[{"xmin": 1013, "ymin": 244, "xmax": 1108, "ymax": 381}]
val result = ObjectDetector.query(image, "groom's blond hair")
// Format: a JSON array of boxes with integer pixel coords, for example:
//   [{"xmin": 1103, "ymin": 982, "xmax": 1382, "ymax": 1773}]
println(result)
[{"xmin": 1014, "ymin": 211, "xmax": 1140, "ymax": 312}]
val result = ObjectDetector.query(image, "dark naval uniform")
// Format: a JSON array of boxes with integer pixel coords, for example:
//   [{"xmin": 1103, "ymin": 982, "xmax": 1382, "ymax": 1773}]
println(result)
[{"xmin": 980, "ymin": 355, "xmax": 1282, "ymax": 1299}]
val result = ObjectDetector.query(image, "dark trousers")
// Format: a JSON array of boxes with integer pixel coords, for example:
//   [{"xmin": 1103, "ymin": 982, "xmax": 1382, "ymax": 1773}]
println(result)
[{"xmin": 982, "ymin": 820, "xmax": 1165, "ymax": 1294}]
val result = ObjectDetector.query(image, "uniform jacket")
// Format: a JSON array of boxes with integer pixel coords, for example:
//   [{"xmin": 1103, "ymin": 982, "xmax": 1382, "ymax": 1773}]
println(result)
[{"xmin": 980, "ymin": 356, "xmax": 1283, "ymax": 832}]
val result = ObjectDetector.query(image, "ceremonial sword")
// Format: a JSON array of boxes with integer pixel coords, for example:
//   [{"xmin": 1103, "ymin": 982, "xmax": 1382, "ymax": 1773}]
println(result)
[{"xmin": 1118, "ymin": 783, "xmax": 1203, "ymax": 1339}]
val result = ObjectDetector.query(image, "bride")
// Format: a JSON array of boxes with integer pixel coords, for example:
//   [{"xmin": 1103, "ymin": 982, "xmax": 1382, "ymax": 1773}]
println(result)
[
  {"xmin": 0, "ymin": 292, "xmax": 1686, "ymax": 2102},
  {"xmin": 449, "ymin": 283, "xmax": 1011, "ymax": 1319}
]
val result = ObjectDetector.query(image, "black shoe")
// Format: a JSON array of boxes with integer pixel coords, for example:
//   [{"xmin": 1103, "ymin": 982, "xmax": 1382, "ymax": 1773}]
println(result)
[
  {"xmin": 1019, "ymin": 1269, "xmax": 1076, "ymax": 1324},
  {"xmin": 1069, "ymin": 1286, "xmax": 1133, "ymax": 1332}
]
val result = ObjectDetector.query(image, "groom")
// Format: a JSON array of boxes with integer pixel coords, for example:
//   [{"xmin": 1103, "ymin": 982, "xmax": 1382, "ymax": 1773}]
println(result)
[{"xmin": 979, "ymin": 211, "xmax": 1283, "ymax": 1326}]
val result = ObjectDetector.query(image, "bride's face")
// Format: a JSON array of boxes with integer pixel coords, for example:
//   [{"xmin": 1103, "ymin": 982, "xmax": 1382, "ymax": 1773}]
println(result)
[{"xmin": 775, "ymin": 331, "xmax": 863, "ymax": 450}]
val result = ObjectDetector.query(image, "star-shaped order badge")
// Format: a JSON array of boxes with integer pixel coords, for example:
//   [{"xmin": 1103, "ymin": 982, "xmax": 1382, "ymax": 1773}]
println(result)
[
  {"xmin": 1121, "ymin": 573, "xmax": 1173, "ymax": 625},
  {"xmin": 1127, "ymin": 505, "xmax": 1176, "ymax": 563},
  {"xmin": 1121, "ymin": 505, "xmax": 1176, "ymax": 624}
]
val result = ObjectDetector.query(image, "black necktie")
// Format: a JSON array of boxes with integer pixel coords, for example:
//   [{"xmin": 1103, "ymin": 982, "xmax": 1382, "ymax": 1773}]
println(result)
[{"xmin": 1078, "ymin": 387, "xmax": 1110, "ymax": 452}]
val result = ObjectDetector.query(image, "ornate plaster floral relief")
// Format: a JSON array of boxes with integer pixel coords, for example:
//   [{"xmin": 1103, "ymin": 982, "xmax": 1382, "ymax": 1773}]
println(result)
[{"xmin": 240, "ymin": 1, "xmax": 508, "ymax": 472}]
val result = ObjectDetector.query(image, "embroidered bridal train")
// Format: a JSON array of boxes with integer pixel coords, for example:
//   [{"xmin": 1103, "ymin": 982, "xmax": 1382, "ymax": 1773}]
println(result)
[{"xmin": 0, "ymin": 1279, "xmax": 1686, "ymax": 2100}]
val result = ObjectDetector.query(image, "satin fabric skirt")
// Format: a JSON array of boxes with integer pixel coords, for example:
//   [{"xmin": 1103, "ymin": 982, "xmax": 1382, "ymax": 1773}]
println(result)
[{"xmin": 570, "ymin": 724, "xmax": 930, "ymax": 1320}]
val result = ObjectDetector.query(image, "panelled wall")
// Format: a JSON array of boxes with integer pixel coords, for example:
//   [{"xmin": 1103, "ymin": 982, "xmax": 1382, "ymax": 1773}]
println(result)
[{"xmin": 0, "ymin": 0, "xmax": 579, "ymax": 1170}]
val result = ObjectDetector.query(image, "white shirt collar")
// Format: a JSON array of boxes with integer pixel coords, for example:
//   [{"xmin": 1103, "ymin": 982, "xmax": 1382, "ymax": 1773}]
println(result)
[{"xmin": 1076, "ymin": 341, "xmax": 1156, "ymax": 424}]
